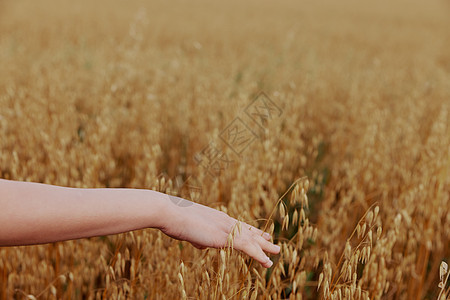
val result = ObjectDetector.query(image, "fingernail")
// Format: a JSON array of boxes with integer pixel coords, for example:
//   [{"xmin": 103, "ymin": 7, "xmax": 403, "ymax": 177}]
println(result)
[
  {"xmin": 266, "ymin": 260, "xmax": 273, "ymax": 268},
  {"xmin": 263, "ymin": 232, "xmax": 271, "ymax": 239},
  {"xmin": 274, "ymin": 245, "xmax": 281, "ymax": 252}
]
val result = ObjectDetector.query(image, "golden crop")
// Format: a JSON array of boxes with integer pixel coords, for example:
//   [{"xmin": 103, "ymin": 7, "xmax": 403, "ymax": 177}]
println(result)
[{"xmin": 0, "ymin": 0, "xmax": 449, "ymax": 299}]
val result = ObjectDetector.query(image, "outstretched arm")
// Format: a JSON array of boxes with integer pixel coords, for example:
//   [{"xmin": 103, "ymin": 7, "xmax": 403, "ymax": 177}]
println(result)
[{"xmin": 0, "ymin": 179, "xmax": 279, "ymax": 268}]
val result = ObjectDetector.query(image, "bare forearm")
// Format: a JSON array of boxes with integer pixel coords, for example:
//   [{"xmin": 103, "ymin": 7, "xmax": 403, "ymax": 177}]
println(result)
[
  {"xmin": 0, "ymin": 179, "xmax": 171, "ymax": 246},
  {"xmin": 0, "ymin": 179, "xmax": 280, "ymax": 267}
]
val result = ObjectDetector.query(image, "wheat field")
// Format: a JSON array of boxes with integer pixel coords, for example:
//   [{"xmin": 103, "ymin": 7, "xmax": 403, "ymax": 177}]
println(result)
[{"xmin": 0, "ymin": 0, "xmax": 449, "ymax": 299}]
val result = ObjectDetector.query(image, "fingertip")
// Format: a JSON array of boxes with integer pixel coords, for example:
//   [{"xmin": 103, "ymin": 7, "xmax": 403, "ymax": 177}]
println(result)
[
  {"xmin": 264, "ymin": 242, "xmax": 281, "ymax": 255},
  {"xmin": 263, "ymin": 258, "xmax": 273, "ymax": 268},
  {"xmin": 273, "ymin": 244, "xmax": 281, "ymax": 254}
]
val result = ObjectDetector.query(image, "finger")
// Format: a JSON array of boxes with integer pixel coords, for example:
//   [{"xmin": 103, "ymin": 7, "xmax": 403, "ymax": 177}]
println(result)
[
  {"xmin": 239, "ymin": 242, "xmax": 274, "ymax": 268},
  {"xmin": 252, "ymin": 234, "xmax": 281, "ymax": 255},
  {"xmin": 246, "ymin": 225, "xmax": 272, "ymax": 241}
]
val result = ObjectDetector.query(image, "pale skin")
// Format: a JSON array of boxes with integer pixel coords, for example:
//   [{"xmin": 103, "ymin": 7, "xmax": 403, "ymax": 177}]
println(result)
[{"xmin": 0, "ymin": 179, "xmax": 280, "ymax": 268}]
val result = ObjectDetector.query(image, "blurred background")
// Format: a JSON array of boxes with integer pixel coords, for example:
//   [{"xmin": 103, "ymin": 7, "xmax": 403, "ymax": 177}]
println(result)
[{"xmin": 0, "ymin": 0, "xmax": 449, "ymax": 299}]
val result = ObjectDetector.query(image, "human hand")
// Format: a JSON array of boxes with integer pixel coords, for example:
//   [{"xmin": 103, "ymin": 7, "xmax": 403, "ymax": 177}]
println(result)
[{"xmin": 160, "ymin": 196, "xmax": 280, "ymax": 268}]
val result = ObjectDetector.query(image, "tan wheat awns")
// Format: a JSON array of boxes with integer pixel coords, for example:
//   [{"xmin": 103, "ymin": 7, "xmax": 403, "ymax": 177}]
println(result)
[{"xmin": 0, "ymin": 0, "xmax": 449, "ymax": 298}]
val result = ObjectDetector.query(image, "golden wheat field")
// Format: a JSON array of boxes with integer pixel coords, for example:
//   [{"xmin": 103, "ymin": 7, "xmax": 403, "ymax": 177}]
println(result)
[{"xmin": 0, "ymin": 0, "xmax": 449, "ymax": 299}]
